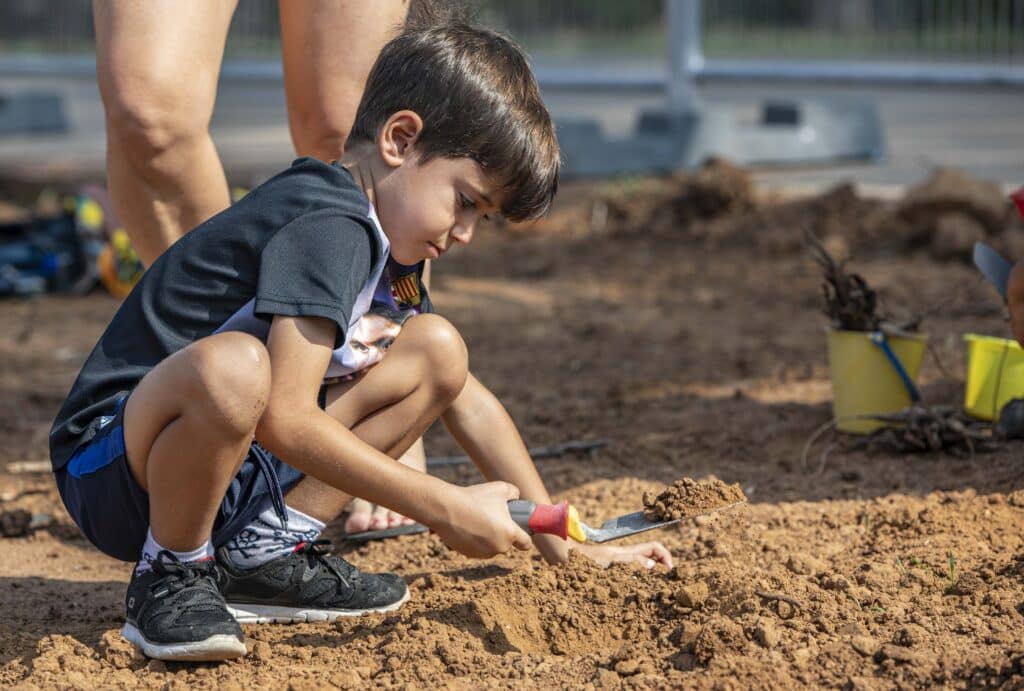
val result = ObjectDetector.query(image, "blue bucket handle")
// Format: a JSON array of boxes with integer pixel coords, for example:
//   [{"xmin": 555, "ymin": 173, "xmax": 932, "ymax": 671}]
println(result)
[{"xmin": 869, "ymin": 331, "xmax": 921, "ymax": 403}]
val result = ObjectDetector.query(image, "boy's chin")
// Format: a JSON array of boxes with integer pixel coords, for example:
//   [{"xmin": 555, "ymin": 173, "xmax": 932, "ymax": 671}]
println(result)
[{"xmin": 389, "ymin": 247, "xmax": 432, "ymax": 265}]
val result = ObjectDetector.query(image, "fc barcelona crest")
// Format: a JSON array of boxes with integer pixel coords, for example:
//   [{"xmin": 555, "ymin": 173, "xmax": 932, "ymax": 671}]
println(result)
[{"xmin": 390, "ymin": 272, "xmax": 421, "ymax": 308}]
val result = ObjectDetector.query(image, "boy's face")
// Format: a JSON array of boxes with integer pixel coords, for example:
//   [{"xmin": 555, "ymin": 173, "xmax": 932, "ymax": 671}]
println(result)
[{"xmin": 375, "ymin": 150, "xmax": 500, "ymax": 266}]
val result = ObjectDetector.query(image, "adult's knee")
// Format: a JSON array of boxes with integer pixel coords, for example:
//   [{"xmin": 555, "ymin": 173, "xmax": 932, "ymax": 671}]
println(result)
[
  {"xmin": 100, "ymin": 73, "xmax": 213, "ymax": 167},
  {"xmin": 289, "ymin": 107, "xmax": 352, "ymax": 160},
  {"xmin": 186, "ymin": 333, "xmax": 271, "ymax": 436},
  {"xmin": 406, "ymin": 314, "xmax": 468, "ymax": 402}
]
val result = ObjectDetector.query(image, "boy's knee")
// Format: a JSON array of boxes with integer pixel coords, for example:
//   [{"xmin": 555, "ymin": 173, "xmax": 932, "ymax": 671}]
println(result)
[
  {"xmin": 406, "ymin": 314, "xmax": 468, "ymax": 401},
  {"xmin": 186, "ymin": 333, "xmax": 271, "ymax": 435},
  {"xmin": 101, "ymin": 75, "xmax": 213, "ymax": 165}
]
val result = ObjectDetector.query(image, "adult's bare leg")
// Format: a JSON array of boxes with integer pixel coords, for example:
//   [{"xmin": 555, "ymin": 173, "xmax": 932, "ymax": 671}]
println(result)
[
  {"xmin": 278, "ymin": 0, "xmax": 411, "ymax": 161},
  {"xmin": 94, "ymin": 0, "xmax": 237, "ymax": 265}
]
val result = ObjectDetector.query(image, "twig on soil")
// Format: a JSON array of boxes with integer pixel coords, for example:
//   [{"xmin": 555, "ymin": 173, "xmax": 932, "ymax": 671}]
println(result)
[
  {"xmin": 6, "ymin": 460, "xmax": 50, "ymax": 474},
  {"xmin": 816, "ymin": 442, "xmax": 840, "ymax": 476},
  {"xmin": 755, "ymin": 590, "xmax": 802, "ymax": 619},
  {"xmin": 854, "ymin": 405, "xmax": 996, "ymax": 457},
  {"xmin": 801, "ymin": 406, "xmax": 998, "ymax": 466},
  {"xmin": 801, "ymin": 418, "xmax": 840, "ymax": 472},
  {"xmin": 426, "ymin": 439, "xmax": 607, "ymax": 468}
]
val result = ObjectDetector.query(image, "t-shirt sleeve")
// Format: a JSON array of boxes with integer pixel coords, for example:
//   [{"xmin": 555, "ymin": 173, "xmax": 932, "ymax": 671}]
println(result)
[{"xmin": 254, "ymin": 209, "xmax": 377, "ymax": 347}]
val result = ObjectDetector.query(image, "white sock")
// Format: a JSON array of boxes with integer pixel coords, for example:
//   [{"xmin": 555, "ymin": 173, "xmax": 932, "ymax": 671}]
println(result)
[
  {"xmin": 222, "ymin": 505, "xmax": 325, "ymax": 569},
  {"xmin": 135, "ymin": 529, "xmax": 213, "ymax": 575}
]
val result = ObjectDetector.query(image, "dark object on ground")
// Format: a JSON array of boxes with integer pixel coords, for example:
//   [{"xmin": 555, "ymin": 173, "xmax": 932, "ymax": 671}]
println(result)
[
  {"xmin": 856, "ymin": 405, "xmax": 997, "ymax": 456},
  {"xmin": 995, "ymin": 399, "xmax": 1024, "ymax": 440},
  {"xmin": 0, "ymin": 212, "xmax": 88, "ymax": 296},
  {"xmin": 341, "ymin": 523, "xmax": 429, "ymax": 543},
  {"xmin": 1, "ymin": 508, "xmax": 32, "ymax": 537}
]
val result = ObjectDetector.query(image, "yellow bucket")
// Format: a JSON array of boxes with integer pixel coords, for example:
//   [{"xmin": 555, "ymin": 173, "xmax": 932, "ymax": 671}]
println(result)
[
  {"xmin": 827, "ymin": 329, "xmax": 928, "ymax": 434},
  {"xmin": 963, "ymin": 334, "xmax": 1024, "ymax": 420}
]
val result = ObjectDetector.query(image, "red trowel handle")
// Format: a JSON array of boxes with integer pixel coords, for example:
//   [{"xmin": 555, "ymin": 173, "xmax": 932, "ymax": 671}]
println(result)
[
  {"xmin": 1013, "ymin": 187, "xmax": 1024, "ymax": 220},
  {"xmin": 507, "ymin": 500, "xmax": 569, "ymax": 540}
]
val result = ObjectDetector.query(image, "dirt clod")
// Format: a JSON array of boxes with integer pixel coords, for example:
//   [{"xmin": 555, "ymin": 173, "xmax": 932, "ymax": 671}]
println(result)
[
  {"xmin": 850, "ymin": 635, "xmax": 878, "ymax": 657},
  {"xmin": 1, "ymin": 508, "xmax": 33, "ymax": 537},
  {"xmin": 642, "ymin": 477, "xmax": 746, "ymax": 522}
]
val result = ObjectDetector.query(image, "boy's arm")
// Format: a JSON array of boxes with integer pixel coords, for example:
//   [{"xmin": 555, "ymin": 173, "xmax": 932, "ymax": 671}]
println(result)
[
  {"xmin": 255, "ymin": 314, "xmax": 532, "ymax": 558},
  {"xmin": 442, "ymin": 372, "xmax": 673, "ymax": 569}
]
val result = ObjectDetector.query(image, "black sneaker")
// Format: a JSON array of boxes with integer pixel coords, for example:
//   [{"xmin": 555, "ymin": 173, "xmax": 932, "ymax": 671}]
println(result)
[
  {"xmin": 215, "ymin": 539, "xmax": 409, "ymax": 623},
  {"xmin": 122, "ymin": 551, "xmax": 247, "ymax": 661}
]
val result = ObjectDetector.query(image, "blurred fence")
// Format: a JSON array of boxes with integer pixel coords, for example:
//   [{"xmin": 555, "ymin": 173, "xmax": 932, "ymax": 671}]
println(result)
[{"xmin": 0, "ymin": 1, "xmax": 1022, "ymax": 76}]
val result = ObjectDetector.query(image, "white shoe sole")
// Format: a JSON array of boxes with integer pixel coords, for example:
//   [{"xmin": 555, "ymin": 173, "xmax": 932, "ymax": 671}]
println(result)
[
  {"xmin": 226, "ymin": 587, "xmax": 410, "ymax": 623},
  {"xmin": 121, "ymin": 623, "xmax": 247, "ymax": 661}
]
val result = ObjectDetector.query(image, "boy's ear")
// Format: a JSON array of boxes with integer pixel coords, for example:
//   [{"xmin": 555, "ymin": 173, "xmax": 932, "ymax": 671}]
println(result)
[{"xmin": 379, "ymin": 110, "xmax": 424, "ymax": 167}]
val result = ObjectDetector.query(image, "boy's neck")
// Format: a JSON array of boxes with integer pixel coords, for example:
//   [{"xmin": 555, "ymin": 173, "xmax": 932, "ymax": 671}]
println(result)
[{"xmin": 340, "ymin": 142, "xmax": 381, "ymax": 208}]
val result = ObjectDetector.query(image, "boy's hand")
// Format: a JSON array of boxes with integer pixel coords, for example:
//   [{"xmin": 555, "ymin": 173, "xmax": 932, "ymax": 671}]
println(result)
[
  {"xmin": 1008, "ymin": 260, "xmax": 1024, "ymax": 347},
  {"xmin": 435, "ymin": 482, "xmax": 533, "ymax": 558},
  {"xmin": 576, "ymin": 541, "xmax": 674, "ymax": 570}
]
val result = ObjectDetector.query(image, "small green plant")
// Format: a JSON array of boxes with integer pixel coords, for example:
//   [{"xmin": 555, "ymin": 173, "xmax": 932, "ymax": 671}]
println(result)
[{"xmin": 944, "ymin": 551, "xmax": 958, "ymax": 595}]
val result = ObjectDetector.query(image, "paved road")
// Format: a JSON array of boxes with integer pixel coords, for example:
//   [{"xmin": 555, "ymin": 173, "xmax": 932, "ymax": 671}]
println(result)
[{"xmin": 0, "ymin": 71, "xmax": 1020, "ymax": 193}]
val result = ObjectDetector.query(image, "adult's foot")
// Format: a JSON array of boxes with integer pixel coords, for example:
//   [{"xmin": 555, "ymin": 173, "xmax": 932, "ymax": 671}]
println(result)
[{"xmin": 343, "ymin": 440, "xmax": 425, "ymax": 533}]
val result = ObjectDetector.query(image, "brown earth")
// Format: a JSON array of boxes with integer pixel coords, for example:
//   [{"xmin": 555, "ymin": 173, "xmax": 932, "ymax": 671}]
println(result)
[{"xmin": 3, "ymin": 167, "xmax": 1024, "ymax": 689}]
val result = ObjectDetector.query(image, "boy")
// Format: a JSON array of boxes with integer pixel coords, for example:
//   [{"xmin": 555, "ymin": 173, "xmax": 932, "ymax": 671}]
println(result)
[{"xmin": 49, "ymin": 24, "xmax": 671, "ymax": 662}]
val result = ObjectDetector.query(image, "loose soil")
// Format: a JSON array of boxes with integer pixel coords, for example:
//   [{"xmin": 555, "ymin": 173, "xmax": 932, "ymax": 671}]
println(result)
[
  {"xmin": 642, "ymin": 478, "xmax": 747, "ymax": 521},
  {"xmin": 3, "ymin": 167, "xmax": 1024, "ymax": 689}
]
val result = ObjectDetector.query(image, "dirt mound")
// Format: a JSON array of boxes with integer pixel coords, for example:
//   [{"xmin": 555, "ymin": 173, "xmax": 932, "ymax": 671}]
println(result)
[
  {"xmin": 603, "ymin": 158, "xmax": 756, "ymax": 235},
  {"xmin": 594, "ymin": 164, "xmax": 1014, "ymax": 264},
  {"xmin": 643, "ymin": 478, "xmax": 747, "ymax": 521}
]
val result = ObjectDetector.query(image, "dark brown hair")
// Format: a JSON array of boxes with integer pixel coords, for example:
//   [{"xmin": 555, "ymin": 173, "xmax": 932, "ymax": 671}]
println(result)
[{"xmin": 348, "ymin": 23, "xmax": 560, "ymax": 221}]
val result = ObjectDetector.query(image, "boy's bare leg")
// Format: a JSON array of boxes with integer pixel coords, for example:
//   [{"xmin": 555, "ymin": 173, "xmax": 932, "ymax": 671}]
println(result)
[
  {"xmin": 122, "ymin": 332, "xmax": 271, "ymax": 551},
  {"xmin": 94, "ymin": 1, "xmax": 237, "ymax": 266},
  {"xmin": 279, "ymin": 0, "xmax": 411, "ymax": 161},
  {"xmin": 282, "ymin": 314, "xmax": 466, "ymax": 525}
]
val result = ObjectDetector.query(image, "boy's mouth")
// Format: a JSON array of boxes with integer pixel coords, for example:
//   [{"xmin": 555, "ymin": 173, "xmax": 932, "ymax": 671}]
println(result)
[{"xmin": 428, "ymin": 242, "xmax": 446, "ymax": 258}]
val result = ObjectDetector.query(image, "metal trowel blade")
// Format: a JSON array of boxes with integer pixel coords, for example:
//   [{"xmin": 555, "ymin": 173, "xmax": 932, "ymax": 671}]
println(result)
[
  {"xmin": 973, "ymin": 241, "xmax": 1011, "ymax": 303},
  {"xmin": 585, "ymin": 501, "xmax": 745, "ymax": 543}
]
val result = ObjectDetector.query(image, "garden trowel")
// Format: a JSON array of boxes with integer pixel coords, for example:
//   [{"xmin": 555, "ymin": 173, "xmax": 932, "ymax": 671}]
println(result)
[{"xmin": 507, "ymin": 499, "xmax": 745, "ymax": 543}]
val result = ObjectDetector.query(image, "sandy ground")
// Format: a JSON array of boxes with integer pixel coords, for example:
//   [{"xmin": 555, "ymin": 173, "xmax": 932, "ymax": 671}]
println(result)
[{"xmin": 2, "ymin": 169, "xmax": 1024, "ymax": 689}]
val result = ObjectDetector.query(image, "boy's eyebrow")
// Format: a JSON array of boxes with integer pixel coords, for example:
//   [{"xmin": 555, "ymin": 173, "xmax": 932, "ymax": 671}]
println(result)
[{"xmin": 467, "ymin": 181, "xmax": 494, "ymax": 207}]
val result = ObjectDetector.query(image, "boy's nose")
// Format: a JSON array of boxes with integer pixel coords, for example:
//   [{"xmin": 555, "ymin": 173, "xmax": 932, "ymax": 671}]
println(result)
[{"xmin": 450, "ymin": 223, "xmax": 474, "ymax": 245}]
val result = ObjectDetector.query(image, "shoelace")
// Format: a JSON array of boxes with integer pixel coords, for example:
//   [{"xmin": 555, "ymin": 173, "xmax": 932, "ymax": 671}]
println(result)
[
  {"xmin": 249, "ymin": 442, "xmax": 289, "ymax": 529},
  {"xmin": 150, "ymin": 551, "xmax": 218, "ymax": 596},
  {"xmin": 295, "ymin": 539, "xmax": 355, "ymax": 589}
]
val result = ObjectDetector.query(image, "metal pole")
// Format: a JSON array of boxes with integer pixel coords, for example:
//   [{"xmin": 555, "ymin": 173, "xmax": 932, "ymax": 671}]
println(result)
[{"xmin": 666, "ymin": 0, "xmax": 704, "ymax": 114}]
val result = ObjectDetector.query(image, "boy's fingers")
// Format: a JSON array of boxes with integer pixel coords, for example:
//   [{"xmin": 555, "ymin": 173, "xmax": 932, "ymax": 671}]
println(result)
[
  {"xmin": 511, "ymin": 525, "xmax": 533, "ymax": 551},
  {"xmin": 500, "ymin": 482, "xmax": 521, "ymax": 501},
  {"xmin": 645, "ymin": 542, "xmax": 674, "ymax": 569}
]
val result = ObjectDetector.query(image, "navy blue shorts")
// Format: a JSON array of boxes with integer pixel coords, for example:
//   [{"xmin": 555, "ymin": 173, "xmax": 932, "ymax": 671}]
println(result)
[{"xmin": 54, "ymin": 394, "xmax": 306, "ymax": 562}]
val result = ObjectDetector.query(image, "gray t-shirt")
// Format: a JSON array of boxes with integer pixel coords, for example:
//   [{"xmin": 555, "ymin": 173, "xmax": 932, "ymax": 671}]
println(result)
[{"xmin": 50, "ymin": 157, "xmax": 426, "ymax": 469}]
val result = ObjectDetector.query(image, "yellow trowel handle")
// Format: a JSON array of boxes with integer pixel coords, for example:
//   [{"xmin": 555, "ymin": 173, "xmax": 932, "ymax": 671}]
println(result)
[{"xmin": 507, "ymin": 500, "xmax": 587, "ymax": 542}]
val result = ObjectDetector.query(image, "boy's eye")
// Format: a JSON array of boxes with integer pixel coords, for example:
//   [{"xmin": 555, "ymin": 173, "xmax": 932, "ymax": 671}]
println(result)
[{"xmin": 459, "ymin": 193, "xmax": 477, "ymax": 210}]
